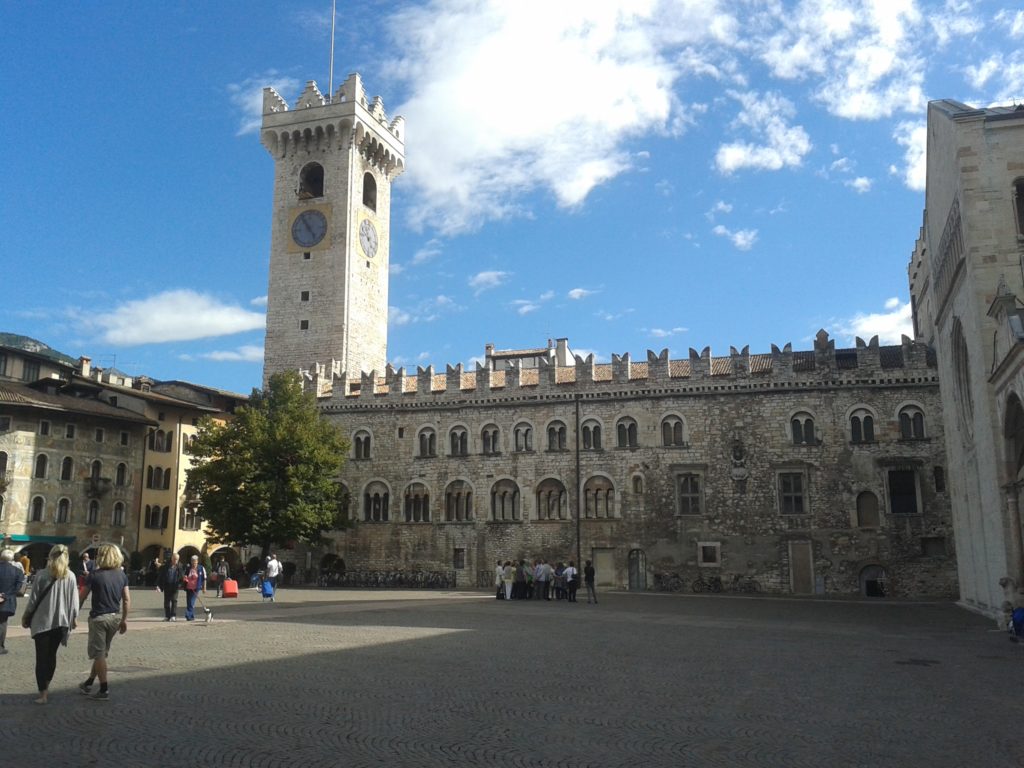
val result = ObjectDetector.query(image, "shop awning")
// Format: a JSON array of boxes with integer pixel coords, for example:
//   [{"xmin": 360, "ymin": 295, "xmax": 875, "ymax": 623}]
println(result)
[{"xmin": 6, "ymin": 534, "xmax": 76, "ymax": 544}]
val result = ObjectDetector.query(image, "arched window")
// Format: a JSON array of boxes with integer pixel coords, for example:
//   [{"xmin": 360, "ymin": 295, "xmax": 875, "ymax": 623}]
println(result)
[
  {"xmin": 584, "ymin": 476, "xmax": 615, "ymax": 518},
  {"xmin": 535, "ymin": 479, "xmax": 568, "ymax": 520},
  {"xmin": 662, "ymin": 416, "xmax": 685, "ymax": 447},
  {"xmin": 87, "ymin": 500, "xmax": 99, "ymax": 525},
  {"xmin": 113, "ymin": 502, "xmax": 126, "ymax": 527},
  {"xmin": 418, "ymin": 428, "xmax": 437, "ymax": 458},
  {"xmin": 34, "ymin": 454, "xmax": 48, "ymax": 479},
  {"xmin": 449, "ymin": 427, "xmax": 468, "ymax": 457},
  {"xmin": 514, "ymin": 423, "xmax": 533, "ymax": 453},
  {"xmin": 582, "ymin": 420, "xmax": 602, "ymax": 450},
  {"xmin": 354, "ymin": 430, "xmax": 372, "ymax": 459},
  {"xmin": 57, "ymin": 497, "xmax": 71, "ymax": 523},
  {"xmin": 362, "ymin": 172, "xmax": 377, "ymax": 211},
  {"xmin": 115, "ymin": 463, "xmax": 128, "ymax": 486},
  {"xmin": 445, "ymin": 480, "xmax": 473, "ymax": 522},
  {"xmin": 856, "ymin": 491, "xmax": 880, "ymax": 528},
  {"xmin": 491, "ymin": 479, "xmax": 521, "ymax": 521},
  {"xmin": 91, "ymin": 460, "xmax": 102, "ymax": 480},
  {"xmin": 30, "ymin": 496, "xmax": 45, "ymax": 522},
  {"xmin": 899, "ymin": 406, "xmax": 926, "ymax": 439},
  {"xmin": 952, "ymin": 319, "xmax": 974, "ymax": 435},
  {"xmin": 61, "ymin": 456, "xmax": 74, "ymax": 481},
  {"xmin": 617, "ymin": 418, "xmax": 638, "ymax": 448},
  {"xmin": 363, "ymin": 481, "xmax": 390, "ymax": 522},
  {"xmin": 547, "ymin": 421, "xmax": 567, "ymax": 451},
  {"xmin": 481, "ymin": 425, "xmax": 500, "ymax": 455},
  {"xmin": 165, "ymin": 430, "xmax": 174, "ymax": 452},
  {"xmin": 404, "ymin": 482, "xmax": 431, "ymax": 522},
  {"xmin": 850, "ymin": 409, "xmax": 875, "ymax": 443},
  {"xmin": 791, "ymin": 412, "xmax": 815, "ymax": 445},
  {"xmin": 163, "ymin": 468, "xmax": 171, "ymax": 490},
  {"xmin": 299, "ymin": 162, "xmax": 325, "ymax": 199},
  {"xmin": 632, "ymin": 475, "xmax": 644, "ymax": 494}
]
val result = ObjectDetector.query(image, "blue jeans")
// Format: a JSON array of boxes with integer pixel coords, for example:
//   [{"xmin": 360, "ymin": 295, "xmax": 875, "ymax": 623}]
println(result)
[{"xmin": 185, "ymin": 590, "xmax": 198, "ymax": 620}]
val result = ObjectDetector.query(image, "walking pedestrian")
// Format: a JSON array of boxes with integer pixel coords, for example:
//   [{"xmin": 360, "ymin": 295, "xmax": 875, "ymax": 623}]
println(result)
[
  {"xmin": 584, "ymin": 560, "xmax": 597, "ymax": 604},
  {"xmin": 78, "ymin": 543, "xmax": 130, "ymax": 702},
  {"xmin": 494, "ymin": 560, "xmax": 504, "ymax": 600},
  {"xmin": 158, "ymin": 553, "xmax": 183, "ymax": 621},
  {"xmin": 215, "ymin": 557, "xmax": 229, "ymax": 597},
  {"xmin": 502, "ymin": 561, "xmax": 514, "ymax": 601},
  {"xmin": 0, "ymin": 548, "xmax": 27, "ymax": 654},
  {"xmin": 183, "ymin": 555, "xmax": 206, "ymax": 621},
  {"xmin": 21, "ymin": 545, "xmax": 80, "ymax": 704},
  {"xmin": 564, "ymin": 561, "xmax": 579, "ymax": 603},
  {"xmin": 264, "ymin": 554, "xmax": 282, "ymax": 598}
]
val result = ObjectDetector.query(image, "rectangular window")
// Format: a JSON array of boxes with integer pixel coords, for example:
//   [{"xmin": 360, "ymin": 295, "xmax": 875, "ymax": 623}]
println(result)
[
  {"xmin": 933, "ymin": 466, "xmax": 946, "ymax": 493},
  {"xmin": 303, "ymin": 251, "xmax": 311, "ymax": 260},
  {"xmin": 0, "ymin": 352, "xmax": 6, "ymax": 376},
  {"xmin": 22, "ymin": 361, "xmax": 40, "ymax": 382},
  {"xmin": 95, "ymin": 428, "xmax": 105, "ymax": 443},
  {"xmin": 676, "ymin": 473, "xmax": 702, "ymax": 516},
  {"xmin": 453, "ymin": 548, "xmax": 466, "ymax": 570},
  {"xmin": 39, "ymin": 420, "xmax": 51, "ymax": 436},
  {"xmin": 888, "ymin": 470, "xmax": 919, "ymax": 515},
  {"xmin": 697, "ymin": 541, "xmax": 721, "ymax": 566},
  {"xmin": 300, "ymin": 290, "xmax": 310, "ymax": 301},
  {"xmin": 65, "ymin": 423, "xmax": 76, "ymax": 439},
  {"xmin": 120, "ymin": 431, "xmax": 130, "ymax": 446},
  {"xmin": 109, "ymin": 396, "xmax": 117, "ymax": 407},
  {"xmin": 779, "ymin": 472, "xmax": 806, "ymax": 515},
  {"xmin": 300, "ymin": 319, "xmax": 310, "ymax": 330},
  {"xmin": 1015, "ymin": 179, "xmax": 1024, "ymax": 236},
  {"xmin": 0, "ymin": 416, "xmax": 10, "ymax": 431}
]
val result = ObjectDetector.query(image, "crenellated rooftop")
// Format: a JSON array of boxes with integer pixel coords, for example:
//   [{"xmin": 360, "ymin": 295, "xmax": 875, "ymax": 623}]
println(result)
[
  {"xmin": 260, "ymin": 73, "xmax": 405, "ymax": 178},
  {"xmin": 302, "ymin": 331, "xmax": 937, "ymax": 406}
]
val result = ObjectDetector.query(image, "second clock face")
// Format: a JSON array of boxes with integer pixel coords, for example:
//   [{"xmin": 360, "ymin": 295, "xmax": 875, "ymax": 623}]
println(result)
[
  {"xmin": 292, "ymin": 210, "xmax": 328, "ymax": 248},
  {"xmin": 360, "ymin": 219, "xmax": 378, "ymax": 258}
]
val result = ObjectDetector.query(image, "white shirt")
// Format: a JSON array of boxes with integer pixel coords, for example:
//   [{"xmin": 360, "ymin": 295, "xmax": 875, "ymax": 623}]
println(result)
[
  {"xmin": 564, "ymin": 566, "xmax": 577, "ymax": 582},
  {"xmin": 265, "ymin": 558, "xmax": 282, "ymax": 578}
]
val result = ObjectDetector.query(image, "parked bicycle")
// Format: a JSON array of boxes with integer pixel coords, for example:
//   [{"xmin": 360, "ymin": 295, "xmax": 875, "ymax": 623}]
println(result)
[
  {"xmin": 654, "ymin": 572, "xmax": 687, "ymax": 592},
  {"xmin": 691, "ymin": 573, "xmax": 723, "ymax": 593},
  {"xmin": 730, "ymin": 574, "xmax": 761, "ymax": 593}
]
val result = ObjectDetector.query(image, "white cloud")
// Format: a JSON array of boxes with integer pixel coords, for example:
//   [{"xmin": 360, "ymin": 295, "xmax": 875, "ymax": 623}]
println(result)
[
  {"xmin": 892, "ymin": 120, "xmax": 926, "ymax": 192},
  {"xmin": 469, "ymin": 270, "xmax": 511, "ymax": 294},
  {"xmin": 714, "ymin": 91, "xmax": 811, "ymax": 174},
  {"xmin": 712, "ymin": 224, "xmax": 758, "ymax": 250},
  {"xmin": 755, "ymin": 0, "xmax": 938, "ymax": 120},
  {"xmin": 705, "ymin": 200, "xmax": 733, "ymax": 220},
  {"xmin": 250, "ymin": 295, "xmax": 268, "ymax": 307},
  {"xmin": 655, "ymin": 179, "xmax": 674, "ymax": 196},
  {"xmin": 200, "ymin": 345, "xmax": 264, "ymax": 363},
  {"xmin": 412, "ymin": 239, "xmax": 443, "ymax": 265},
  {"xmin": 386, "ymin": 1, "xmax": 744, "ymax": 233},
  {"xmin": 389, "ymin": 306, "xmax": 412, "ymax": 326},
  {"xmin": 833, "ymin": 298, "xmax": 913, "ymax": 345},
  {"xmin": 88, "ymin": 290, "xmax": 265, "ymax": 345},
  {"xmin": 647, "ymin": 327, "xmax": 688, "ymax": 338},
  {"xmin": 830, "ymin": 157, "xmax": 852, "ymax": 173},
  {"xmin": 568, "ymin": 288, "xmax": 596, "ymax": 300},
  {"xmin": 845, "ymin": 176, "xmax": 872, "ymax": 193},
  {"xmin": 998, "ymin": 9, "xmax": 1024, "ymax": 38},
  {"xmin": 965, "ymin": 55, "xmax": 1000, "ymax": 90},
  {"xmin": 227, "ymin": 72, "xmax": 303, "ymax": 136}
]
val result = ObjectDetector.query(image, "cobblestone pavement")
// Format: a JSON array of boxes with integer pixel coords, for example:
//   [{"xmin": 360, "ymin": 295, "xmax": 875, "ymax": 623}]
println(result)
[{"xmin": 1, "ymin": 586, "xmax": 1022, "ymax": 767}]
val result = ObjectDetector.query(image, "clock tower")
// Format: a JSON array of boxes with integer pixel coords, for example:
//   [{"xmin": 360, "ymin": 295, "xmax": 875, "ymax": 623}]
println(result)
[{"xmin": 260, "ymin": 74, "xmax": 405, "ymax": 384}]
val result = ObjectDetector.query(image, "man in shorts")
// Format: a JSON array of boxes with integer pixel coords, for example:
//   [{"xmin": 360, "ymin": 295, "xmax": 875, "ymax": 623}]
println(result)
[{"xmin": 78, "ymin": 543, "xmax": 130, "ymax": 701}]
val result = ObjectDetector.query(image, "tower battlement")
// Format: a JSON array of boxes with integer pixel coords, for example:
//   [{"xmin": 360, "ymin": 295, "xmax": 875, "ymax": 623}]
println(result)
[
  {"xmin": 260, "ymin": 73, "xmax": 405, "ymax": 178},
  {"xmin": 302, "ymin": 331, "xmax": 937, "ymax": 405}
]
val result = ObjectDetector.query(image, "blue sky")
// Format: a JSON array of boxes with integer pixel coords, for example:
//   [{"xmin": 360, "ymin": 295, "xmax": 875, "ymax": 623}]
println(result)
[{"xmin": 3, "ymin": 1, "xmax": 1023, "ymax": 395}]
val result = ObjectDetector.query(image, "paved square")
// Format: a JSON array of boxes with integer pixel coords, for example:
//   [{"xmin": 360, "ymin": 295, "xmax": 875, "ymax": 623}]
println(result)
[{"xmin": 0, "ymin": 587, "xmax": 1020, "ymax": 767}]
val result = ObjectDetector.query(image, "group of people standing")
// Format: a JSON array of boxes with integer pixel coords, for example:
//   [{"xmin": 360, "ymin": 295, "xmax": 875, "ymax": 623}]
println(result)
[
  {"xmin": 155, "ymin": 553, "xmax": 209, "ymax": 621},
  {"xmin": 495, "ymin": 559, "xmax": 598, "ymax": 604},
  {"xmin": 0, "ymin": 543, "xmax": 130, "ymax": 704}
]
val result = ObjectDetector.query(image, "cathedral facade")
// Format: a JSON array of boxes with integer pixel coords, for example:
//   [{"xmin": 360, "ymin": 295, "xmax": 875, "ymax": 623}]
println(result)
[{"xmin": 260, "ymin": 76, "xmax": 958, "ymax": 597}]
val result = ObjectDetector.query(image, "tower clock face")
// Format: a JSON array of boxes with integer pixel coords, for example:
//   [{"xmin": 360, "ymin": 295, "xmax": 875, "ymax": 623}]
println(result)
[
  {"xmin": 292, "ymin": 210, "xmax": 328, "ymax": 248},
  {"xmin": 359, "ymin": 219, "xmax": 378, "ymax": 258}
]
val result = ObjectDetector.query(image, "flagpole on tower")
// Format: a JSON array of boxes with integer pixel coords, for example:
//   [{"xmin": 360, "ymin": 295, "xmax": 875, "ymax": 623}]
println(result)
[{"xmin": 328, "ymin": 0, "xmax": 337, "ymax": 102}]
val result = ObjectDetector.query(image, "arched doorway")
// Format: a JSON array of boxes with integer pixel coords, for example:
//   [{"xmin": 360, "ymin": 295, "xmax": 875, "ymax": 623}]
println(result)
[
  {"xmin": 628, "ymin": 549, "xmax": 647, "ymax": 591},
  {"xmin": 860, "ymin": 564, "xmax": 889, "ymax": 597}
]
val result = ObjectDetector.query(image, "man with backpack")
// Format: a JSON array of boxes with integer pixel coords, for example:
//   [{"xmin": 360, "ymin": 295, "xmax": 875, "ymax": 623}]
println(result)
[{"xmin": 183, "ymin": 555, "xmax": 206, "ymax": 621}]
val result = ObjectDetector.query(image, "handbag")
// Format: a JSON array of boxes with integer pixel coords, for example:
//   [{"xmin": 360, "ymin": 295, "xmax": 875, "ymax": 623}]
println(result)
[{"xmin": 21, "ymin": 578, "xmax": 57, "ymax": 628}]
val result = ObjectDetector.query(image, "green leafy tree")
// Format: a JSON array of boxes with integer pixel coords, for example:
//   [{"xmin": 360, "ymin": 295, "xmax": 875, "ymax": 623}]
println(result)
[{"xmin": 186, "ymin": 372, "xmax": 350, "ymax": 556}]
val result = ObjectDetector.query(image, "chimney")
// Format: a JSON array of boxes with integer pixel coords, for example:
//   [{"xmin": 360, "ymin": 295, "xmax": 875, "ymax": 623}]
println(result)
[{"xmin": 78, "ymin": 356, "xmax": 91, "ymax": 378}]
